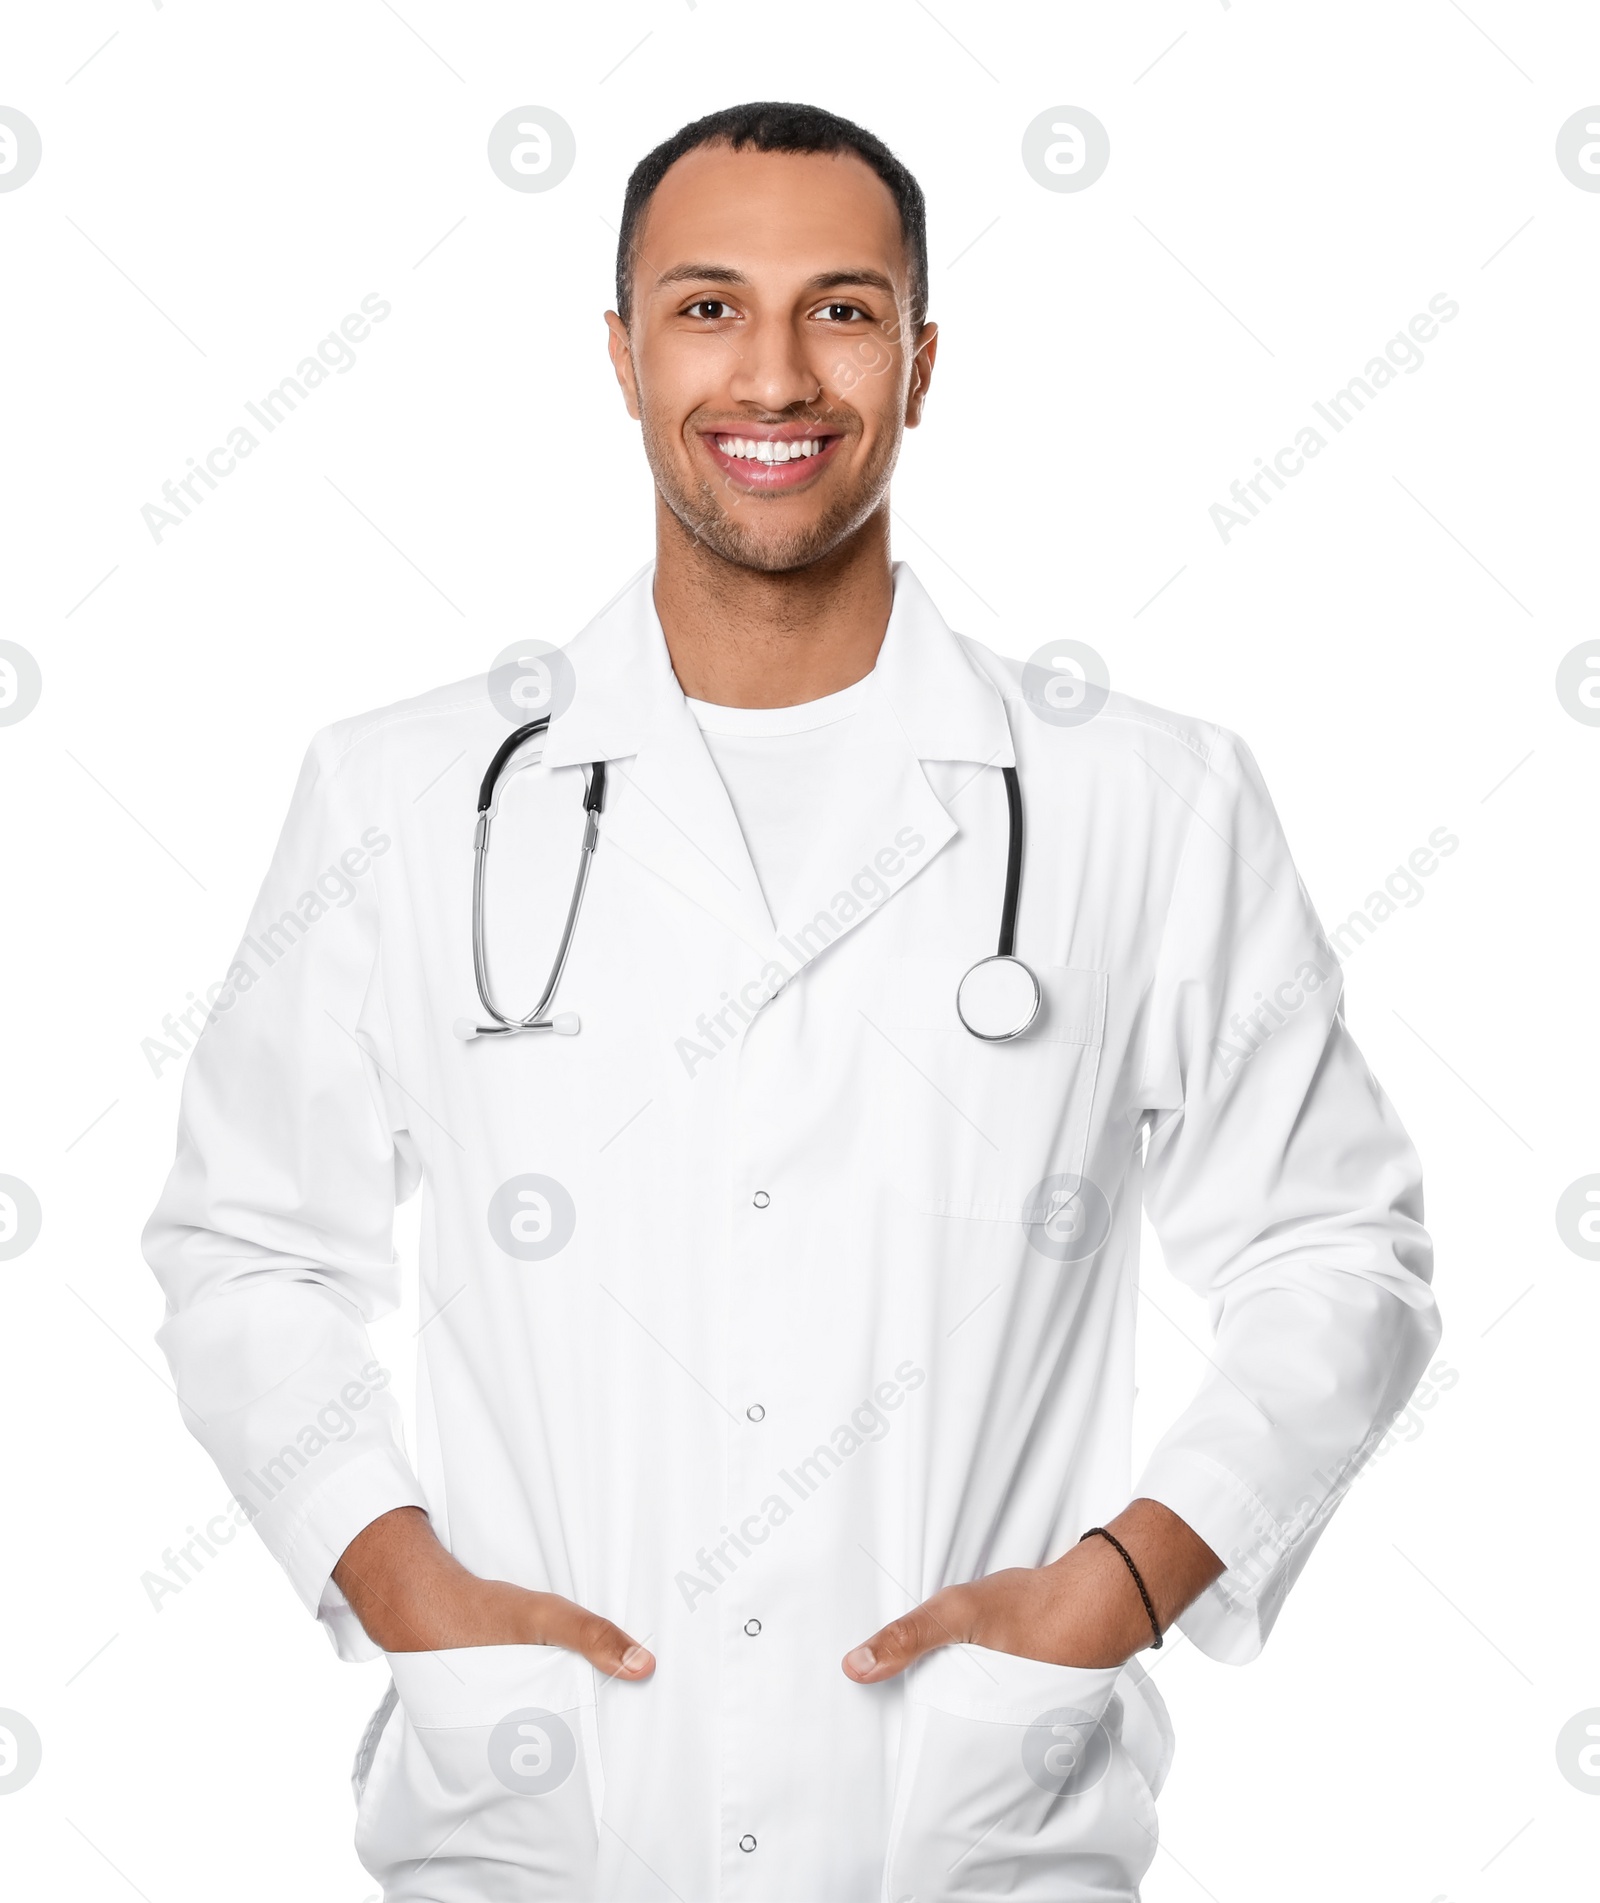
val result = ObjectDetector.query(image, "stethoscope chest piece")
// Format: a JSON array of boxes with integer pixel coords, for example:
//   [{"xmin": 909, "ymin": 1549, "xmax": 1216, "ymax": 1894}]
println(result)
[{"xmin": 955, "ymin": 953, "xmax": 1040, "ymax": 1042}]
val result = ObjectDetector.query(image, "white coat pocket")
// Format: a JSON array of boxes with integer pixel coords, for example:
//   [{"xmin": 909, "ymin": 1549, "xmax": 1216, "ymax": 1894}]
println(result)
[
  {"xmin": 870, "ymin": 956, "xmax": 1108, "ymax": 1221},
  {"xmin": 354, "ymin": 1644, "xmax": 603, "ymax": 1903},
  {"xmin": 882, "ymin": 1644, "xmax": 1159, "ymax": 1903}
]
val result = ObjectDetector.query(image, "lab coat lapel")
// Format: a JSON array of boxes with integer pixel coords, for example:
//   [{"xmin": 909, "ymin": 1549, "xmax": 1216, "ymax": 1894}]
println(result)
[
  {"xmin": 746, "ymin": 686, "xmax": 956, "ymax": 977},
  {"xmin": 540, "ymin": 566, "xmax": 775, "ymax": 951},
  {"xmin": 606, "ymin": 696, "xmax": 777, "ymax": 953},
  {"xmin": 721, "ymin": 563, "xmax": 1019, "ymax": 982}
]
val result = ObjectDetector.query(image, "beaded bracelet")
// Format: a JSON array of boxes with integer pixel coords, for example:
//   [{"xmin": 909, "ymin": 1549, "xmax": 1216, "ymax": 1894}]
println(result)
[{"xmin": 1080, "ymin": 1525, "xmax": 1164, "ymax": 1650}]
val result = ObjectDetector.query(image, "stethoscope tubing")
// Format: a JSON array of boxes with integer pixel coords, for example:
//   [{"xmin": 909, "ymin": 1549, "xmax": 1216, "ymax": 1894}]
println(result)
[
  {"xmin": 998, "ymin": 763, "xmax": 1023, "ymax": 960},
  {"xmin": 469, "ymin": 716, "xmax": 607, "ymax": 1036}
]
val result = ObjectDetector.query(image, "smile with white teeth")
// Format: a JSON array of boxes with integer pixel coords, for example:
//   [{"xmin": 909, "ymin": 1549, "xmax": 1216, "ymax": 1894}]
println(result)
[{"xmin": 714, "ymin": 435, "xmax": 828, "ymax": 463}]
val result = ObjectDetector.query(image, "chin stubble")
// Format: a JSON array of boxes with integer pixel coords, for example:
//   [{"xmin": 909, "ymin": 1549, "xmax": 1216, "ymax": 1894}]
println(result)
[{"xmin": 641, "ymin": 414, "xmax": 897, "ymax": 574}]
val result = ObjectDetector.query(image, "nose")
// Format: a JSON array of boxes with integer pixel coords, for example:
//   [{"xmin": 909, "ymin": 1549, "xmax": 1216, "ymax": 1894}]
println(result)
[{"xmin": 726, "ymin": 311, "xmax": 822, "ymax": 415}]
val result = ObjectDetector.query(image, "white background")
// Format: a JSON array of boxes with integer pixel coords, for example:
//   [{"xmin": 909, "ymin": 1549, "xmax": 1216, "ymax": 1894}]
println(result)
[{"xmin": 2, "ymin": 3, "xmax": 1597, "ymax": 1900}]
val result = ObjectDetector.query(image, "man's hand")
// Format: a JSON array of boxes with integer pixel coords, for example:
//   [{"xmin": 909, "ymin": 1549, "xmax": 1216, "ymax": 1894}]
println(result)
[
  {"xmin": 332, "ymin": 1507, "xmax": 655, "ymax": 1680},
  {"xmin": 841, "ymin": 1498, "xmax": 1222, "ymax": 1683}
]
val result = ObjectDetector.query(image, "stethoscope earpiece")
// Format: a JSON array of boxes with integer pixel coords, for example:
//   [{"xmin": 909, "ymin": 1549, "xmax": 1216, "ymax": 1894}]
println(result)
[{"xmin": 455, "ymin": 1010, "xmax": 580, "ymax": 1042}]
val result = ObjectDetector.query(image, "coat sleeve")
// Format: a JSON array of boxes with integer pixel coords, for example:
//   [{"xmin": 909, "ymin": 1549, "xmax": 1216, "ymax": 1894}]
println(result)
[
  {"xmin": 1132, "ymin": 726, "xmax": 1441, "ymax": 1664},
  {"xmin": 142, "ymin": 726, "xmax": 428, "ymax": 1661}
]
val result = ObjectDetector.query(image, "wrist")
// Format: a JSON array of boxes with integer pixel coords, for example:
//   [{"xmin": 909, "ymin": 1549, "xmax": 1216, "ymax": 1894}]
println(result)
[
  {"xmin": 1101, "ymin": 1496, "xmax": 1225, "ymax": 1637},
  {"xmin": 1079, "ymin": 1525, "xmax": 1165, "ymax": 1653},
  {"xmin": 335, "ymin": 1507, "xmax": 490, "ymax": 1652}
]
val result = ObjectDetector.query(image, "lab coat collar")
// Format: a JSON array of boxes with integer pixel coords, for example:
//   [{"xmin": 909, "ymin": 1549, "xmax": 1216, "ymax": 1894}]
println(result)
[
  {"xmin": 540, "ymin": 560, "xmax": 1014, "ymax": 775},
  {"xmin": 538, "ymin": 560, "xmax": 1013, "ymax": 961}
]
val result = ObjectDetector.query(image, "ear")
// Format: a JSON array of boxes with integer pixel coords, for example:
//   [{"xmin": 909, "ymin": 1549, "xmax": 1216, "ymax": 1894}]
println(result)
[
  {"xmin": 604, "ymin": 310, "xmax": 642, "ymax": 421},
  {"xmin": 904, "ymin": 321, "xmax": 939, "ymax": 429}
]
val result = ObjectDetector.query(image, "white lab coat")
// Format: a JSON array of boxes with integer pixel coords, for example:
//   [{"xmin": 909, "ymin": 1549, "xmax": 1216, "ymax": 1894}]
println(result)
[{"xmin": 144, "ymin": 562, "xmax": 1440, "ymax": 1902}]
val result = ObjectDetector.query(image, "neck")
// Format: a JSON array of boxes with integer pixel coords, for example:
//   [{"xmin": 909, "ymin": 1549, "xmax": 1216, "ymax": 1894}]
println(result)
[{"xmin": 651, "ymin": 498, "xmax": 894, "ymax": 708}]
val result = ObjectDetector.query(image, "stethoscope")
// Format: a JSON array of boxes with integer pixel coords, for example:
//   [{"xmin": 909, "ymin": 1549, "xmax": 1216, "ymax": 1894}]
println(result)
[
  {"xmin": 953, "ymin": 763, "xmax": 1040, "ymax": 1040},
  {"xmin": 454, "ymin": 723, "xmax": 1040, "ymax": 1045},
  {"xmin": 453, "ymin": 716, "xmax": 607, "ymax": 1041}
]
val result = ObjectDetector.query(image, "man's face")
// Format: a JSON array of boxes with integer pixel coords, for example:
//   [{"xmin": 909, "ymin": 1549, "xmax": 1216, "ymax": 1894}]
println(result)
[{"xmin": 606, "ymin": 143, "xmax": 937, "ymax": 573}]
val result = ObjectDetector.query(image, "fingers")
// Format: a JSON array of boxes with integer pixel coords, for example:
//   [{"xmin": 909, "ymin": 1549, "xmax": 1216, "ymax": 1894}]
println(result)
[
  {"xmin": 842, "ymin": 1588, "xmax": 972, "ymax": 1683},
  {"xmin": 531, "ymin": 1592, "xmax": 655, "ymax": 1680},
  {"xmin": 330, "ymin": 1529, "xmax": 659, "ymax": 1674}
]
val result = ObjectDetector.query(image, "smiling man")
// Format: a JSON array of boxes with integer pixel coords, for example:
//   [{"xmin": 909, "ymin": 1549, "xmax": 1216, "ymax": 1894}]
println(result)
[{"xmin": 145, "ymin": 102, "xmax": 1441, "ymax": 1901}]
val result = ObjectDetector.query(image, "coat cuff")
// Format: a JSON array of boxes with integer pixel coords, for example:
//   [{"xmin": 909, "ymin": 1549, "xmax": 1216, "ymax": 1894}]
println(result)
[
  {"xmin": 256, "ymin": 1446, "xmax": 429, "ymax": 1661},
  {"xmin": 1133, "ymin": 1446, "xmax": 1299, "ymax": 1665}
]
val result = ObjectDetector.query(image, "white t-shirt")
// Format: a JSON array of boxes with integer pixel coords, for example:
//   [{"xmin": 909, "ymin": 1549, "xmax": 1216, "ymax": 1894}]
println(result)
[{"xmin": 685, "ymin": 671, "xmax": 876, "ymax": 929}]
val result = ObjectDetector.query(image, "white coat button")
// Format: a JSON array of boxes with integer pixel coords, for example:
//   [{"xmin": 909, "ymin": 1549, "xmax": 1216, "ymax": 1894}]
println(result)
[
  {"xmin": 744, "ymin": 1618, "xmax": 761, "ymax": 1636},
  {"xmin": 746, "ymin": 1403, "xmax": 765, "ymax": 1422},
  {"xmin": 752, "ymin": 1190, "xmax": 770, "ymax": 1208},
  {"xmin": 739, "ymin": 1834, "xmax": 757, "ymax": 1853}
]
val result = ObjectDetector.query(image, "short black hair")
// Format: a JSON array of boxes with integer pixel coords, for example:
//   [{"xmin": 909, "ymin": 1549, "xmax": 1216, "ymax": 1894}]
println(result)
[{"xmin": 615, "ymin": 101, "xmax": 927, "ymax": 331}]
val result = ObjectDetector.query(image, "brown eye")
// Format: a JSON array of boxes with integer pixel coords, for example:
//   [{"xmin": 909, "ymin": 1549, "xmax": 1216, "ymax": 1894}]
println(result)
[
  {"xmin": 817, "ymin": 302, "xmax": 867, "ymax": 323},
  {"xmin": 686, "ymin": 299, "xmax": 733, "ymax": 320}
]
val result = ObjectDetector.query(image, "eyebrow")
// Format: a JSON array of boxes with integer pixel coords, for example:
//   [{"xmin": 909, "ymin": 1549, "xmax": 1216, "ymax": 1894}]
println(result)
[{"xmin": 652, "ymin": 263, "xmax": 900, "ymax": 300}]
